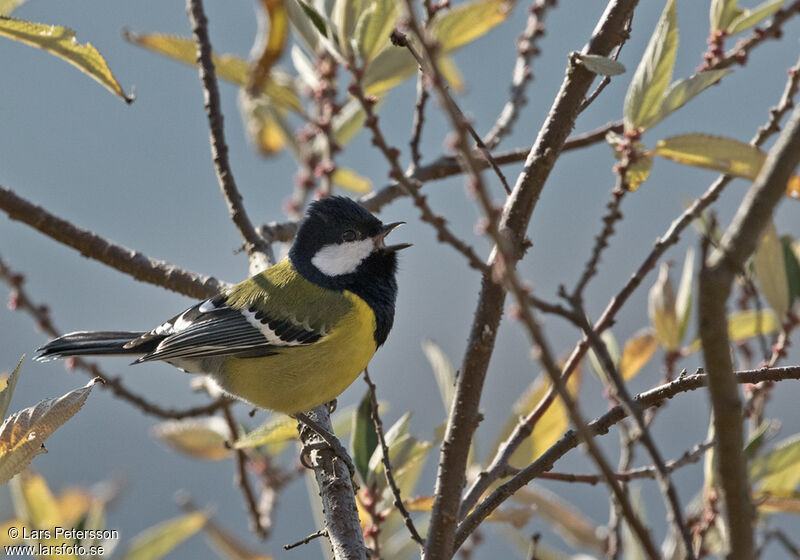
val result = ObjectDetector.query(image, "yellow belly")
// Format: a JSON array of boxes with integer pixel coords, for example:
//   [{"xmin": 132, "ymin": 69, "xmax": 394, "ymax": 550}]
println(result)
[{"xmin": 218, "ymin": 291, "xmax": 377, "ymax": 414}]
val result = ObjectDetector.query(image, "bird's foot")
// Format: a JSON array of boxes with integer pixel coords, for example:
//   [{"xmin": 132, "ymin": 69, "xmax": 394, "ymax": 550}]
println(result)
[{"xmin": 296, "ymin": 412, "xmax": 357, "ymax": 487}]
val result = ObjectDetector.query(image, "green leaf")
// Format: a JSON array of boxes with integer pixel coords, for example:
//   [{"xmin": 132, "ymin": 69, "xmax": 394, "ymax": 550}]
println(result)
[
  {"xmin": 240, "ymin": 94, "xmax": 289, "ymax": 156},
  {"xmin": 285, "ymin": 0, "xmax": 320, "ymax": 52},
  {"xmin": 123, "ymin": 31, "xmax": 302, "ymax": 113},
  {"xmin": 580, "ymin": 54, "xmax": 626, "ymax": 76},
  {"xmin": 781, "ymin": 235, "xmax": 800, "ymax": 308},
  {"xmin": 0, "ymin": 16, "xmax": 132, "ymax": 102},
  {"xmin": 431, "ymin": 0, "xmax": 512, "ymax": 52},
  {"xmin": 676, "ymin": 247, "xmax": 695, "ymax": 342},
  {"xmin": 710, "ymin": 0, "xmax": 743, "ymax": 32},
  {"xmin": 726, "ymin": 0, "xmax": 784, "ymax": 35},
  {"xmin": 651, "ymin": 133, "xmax": 766, "ymax": 179},
  {"xmin": 296, "ymin": 0, "xmax": 330, "ymax": 39},
  {"xmin": 421, "ymin": 339, "xmax": 456, "ymax": 412},
  {"xmin": 0, "ymin": 379, "xmax": 99, "ymax": 485},
  {"xmin": 363, "ymin": 46, "xmax": 417, "ymax": 95},
  {"xmin": 233, "ymin": 415, "xmax": 296, "ymax": 449},
  {"xmin": 356, "ymin": 0, "xmax": 399, "ymax": 62},
  {"xmin": 619, "ymin": 328, "xmax": 659, "ymax": 380},
  {"xmin": 652, "ymin": 70, "xmax": 731, "ymax": 129},
  {"xmin": 351, "ymin": 391, "xmax": 378, "ymax": 483},
  {"xmin": 332, "ymin": 98, "xmax": 367, "ymax": 145},
  {"xmin": 751, "ymin": 434, "xmax": 800, "ymax": 492},
  {"xmin": 332, "ymin": 168, "xmax": 372, "ymax": 193},
  {"xmin": 753, "ymin": 220, "xmax": 790, "ymax": 317},
  {"xmin": 0, "ymin": 356, "xmax": 24, "ymax": 422},
  {"xmin": 587, "ymin": 330, "xmax": 620, "ymax": 381},
  {"xmin": 333, "ymin": 0, "xmax": 364, "ymax": 51},
  {"xmin": 152, "ymin": 417, "xmax": 232, "ymax": 461},
  {"xmin": 124, "ymin": 512, "xmax": 207, "ymax": 560},
  {"xmin": 623, "ymin": 0, "xmax": 678, "ymax": 131}
]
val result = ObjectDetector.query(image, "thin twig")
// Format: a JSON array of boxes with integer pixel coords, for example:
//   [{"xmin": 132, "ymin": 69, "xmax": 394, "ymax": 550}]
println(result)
[
  {"xmin": 362, "ymin": 370, "xmax": 424, "ymax": 547},
  {"xmin": 409, "ymin": 68, "xmax": 430, "ymax": 171},
  {"xmin": 483, "ymin": 0, "xmax": 557, "ymax": 150},
  {"xmin": 221, "ymin": 404, "xmax": 269, "ymax": 539},
  {"xmin": 347, "ymin": 71, "xmax": 489, "ymax": 273},
  {"xmin": 186, "ymin": 0, "xmax": 273, "ymax": 272},
  {"xmin": 391, "ymin": 30, "xmax": 511, "ymax": 195},
  {"xmin": 454, "ymin": 365, "xmax": 800, "ymax": 550},
  {"xmin": 700, "ymin": 2, "xmax": 800, "ymax": 71},
  {"xmin": 285, "ymin": 529, "xmax": 329, "ymax": 551},
  {"xmin": 539, "ymin": 439, "xmax": 714, "ymax": 484},
  {"xmin": 0, "ymin": 186, "xmax": 228, "ymax": 299},
  {"xmin": 0, "ymin": 254, "xmax": 230, "ymax": 419}
]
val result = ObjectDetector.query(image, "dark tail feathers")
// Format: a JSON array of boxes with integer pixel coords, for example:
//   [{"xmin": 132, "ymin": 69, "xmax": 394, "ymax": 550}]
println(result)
[{"xmin": 35, "ymin": 331, "xmax": 153, "ymax": 361}]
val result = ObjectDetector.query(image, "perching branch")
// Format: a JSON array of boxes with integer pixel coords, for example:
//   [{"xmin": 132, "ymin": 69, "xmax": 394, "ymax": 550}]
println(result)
[
  {"xmin": 0, "ymin": 186, "xmax": 228, "ymax": 299},
  {"xmin": 454, "ymin": 365, "xmax": 800, "ymax": 550},
  {"xmin": 296, "ymin": 405, "xmax": 367, "ymax": 560},
  {"xmin": 185, "ymin": 0, "xmax": 273, "ymax": 273},
  {"xmin": 698, "ymin": 103, "xmax": 800, "ymax": 559}
]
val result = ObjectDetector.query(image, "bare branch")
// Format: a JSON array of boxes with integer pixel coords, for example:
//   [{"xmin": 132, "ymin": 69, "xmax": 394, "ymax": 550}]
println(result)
[
  {"xmin": 411, "ymin": 1, "xmax": 641, "ymax": 557},
  {"xmin": 0, "ymin": 186, "xmax": 228, "ymax": 299},
  {"xmin": 454, "ymin": 365, "xmax": 800, "ymax": 549},
  {"xmin": 538, "ymin": 439, "xmax": 713, "ymax": 484},
  {"xmin": 185, "ymin": 0, "xmax": 273, "ymax": 272},
  {"xmin": 258, "ymin": 120, "xmax": 625, "ymax": 244},
  {"xmin": 483, "ymin": 0, "xmax": 558, "ymax": 149},
  {"xmin": 698, "ymin": 103, "xmax": 800, "ymax": 559}
]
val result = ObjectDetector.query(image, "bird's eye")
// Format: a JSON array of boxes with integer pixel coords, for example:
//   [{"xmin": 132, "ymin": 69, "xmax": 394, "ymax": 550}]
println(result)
[{"xmin": 342, "ymin": 229, "xmax": 357, "ymax": 242}]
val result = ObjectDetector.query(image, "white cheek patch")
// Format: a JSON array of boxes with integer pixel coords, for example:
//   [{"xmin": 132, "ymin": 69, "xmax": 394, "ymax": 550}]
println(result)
[{"xmin": 311, "ymin": 239, "xmax": 374, "ymax": 276}]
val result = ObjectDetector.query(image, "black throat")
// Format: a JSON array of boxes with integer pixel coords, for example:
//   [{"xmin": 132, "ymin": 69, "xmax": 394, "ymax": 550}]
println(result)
[{"xmin": 290, "ymin": 250, "xmax": 399, "ymax": 347}]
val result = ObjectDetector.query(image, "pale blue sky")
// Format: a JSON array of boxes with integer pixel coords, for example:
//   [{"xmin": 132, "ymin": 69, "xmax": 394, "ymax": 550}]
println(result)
[{"xmin": 1, "ymin": 1, "xmax": 799, "ymax": 558}]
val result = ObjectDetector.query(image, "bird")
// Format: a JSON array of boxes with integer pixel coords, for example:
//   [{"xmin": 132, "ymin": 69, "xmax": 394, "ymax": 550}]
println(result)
[{"xmin": 35, "ymin": 196, "xmax": 411, "ymax": 416}]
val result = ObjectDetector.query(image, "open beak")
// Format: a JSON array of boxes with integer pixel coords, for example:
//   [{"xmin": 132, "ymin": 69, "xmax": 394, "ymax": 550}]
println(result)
[{"xmin": 376, "ymin": 222, "xmax": 412, "ymax": 252}]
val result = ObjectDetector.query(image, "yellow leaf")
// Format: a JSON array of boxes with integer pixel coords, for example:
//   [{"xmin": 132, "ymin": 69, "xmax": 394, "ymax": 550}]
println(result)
[
  {"xmin": 726, "ymin": 0, "xmax": 784, "ymax": 35},
  {"xmin": 0, "ymin": 355, "xmax": 24, "ymax": 421},
  {"xmin": 363, "ymin": 46, "xmax": 416, "ymax": 96},
  {"xmin": 711, "ymin": 0, "xmax": 742, "ymax": 32},
  {"xmin": 56, "ymin": 488, "xmax": 92, "ymax": 525},
  {"xmin": 332, "ymin": 168, "xmax": 372, "ymax": 194},
  {"xmin": 653, "ymin": 70, "xmax": 730, "ymax": 128},
  {"xmin": 123, "ymin": 31, "xmax": 301, "ymax": 113},
  {"xmin": 753, "ymin": 220, "xmax": 790, "ymax": 317},
  {"xmin": 233, "ymin": 415, "xmax": 296, "ymax": 449},
  {"xmin": 649, "ymin": 262, "xmax": 680, "ymax": 351},
  {"xmin": 751, "ymin": 434, "xmax": 800, "ymax": 492},
  {"xmin": 405, "ymin": 495, "xmax": 434, "ymax": 511},
  {"xmin": 248, "ymin": 0, "xmax": 289, "ymax": 95},
  {"xmin": 422, "ymin": 339, "xmax": 456, "ymax": 412},
  {"xmin": 754, "ymin": 490, "xmax": 800, "ymax": 514},
  {"xmin": 625, "ymin": 153, "xmax": 653, "ymax": 191},
  {"xmin": 786, "ymin": 174, "xmax": 800, "ymax": 200},
  {"xmin": 431, "ymin": 0, "xmax": 512, "ymax": 52},
  {"xmin": 0, "ymin": 16, "xmax": 131, "ymax": 102},
  {"xmin": 0, "ymin": 0, "xmax": 26, "ymax": 16},
  {"xmin": 153, "ymin": 417, "xmax": 232, "ymax": 461},
  {"xmin": 685, "ymin": 309, "xmax": 780, "ymax": 353},
  {"xmin": 437, "ymin": 55, "xmax": 465, "ymax": 93},
  {"xmin": 623, "ymin": 0, "xmax": 678, "ymax": 131},
  {"xmin": 652, "ymin": 133, "xmax": 766, "ymax": 179},
  {"xmin": 620, "ymin": 328, "xmax": 659, "ymax": 380},
  {"xmin": 355, "ymin": 0, "xmax": 400, "ymax": 62},
  {"xmin": 491, "ymin": 367, "xmax": 581, "ymax": 468},
  {"xmin": 201, "ymin": 516, "xmax": 273, "ymax": 560},
  {"xmin": 124, "ymin": 512, "xmax": 207, "ymax": 560},
  {"xmin": 0, "ymin": 379, "xmax": 98, "ymax": 485}
]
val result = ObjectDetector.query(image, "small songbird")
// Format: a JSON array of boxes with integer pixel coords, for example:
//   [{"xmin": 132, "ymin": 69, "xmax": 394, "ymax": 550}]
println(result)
[{"xmin": 36, "ymin": 196, "xmax": 410, "ymax": 415}]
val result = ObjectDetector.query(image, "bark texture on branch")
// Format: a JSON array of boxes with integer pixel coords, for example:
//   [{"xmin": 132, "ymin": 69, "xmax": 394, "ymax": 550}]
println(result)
[
  {"xmin": 298, "ymin": 405, "xmax": 367, "ymax": 560},
  {"xmin": 698, "ymin": 103, "xmax": 800, "ymax": 560}
]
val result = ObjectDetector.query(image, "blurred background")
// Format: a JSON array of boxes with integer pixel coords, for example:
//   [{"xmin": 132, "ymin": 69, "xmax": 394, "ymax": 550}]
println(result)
[{"xmin": 1, "ymin": 0, "xmax": 799, "ymax": 557}]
